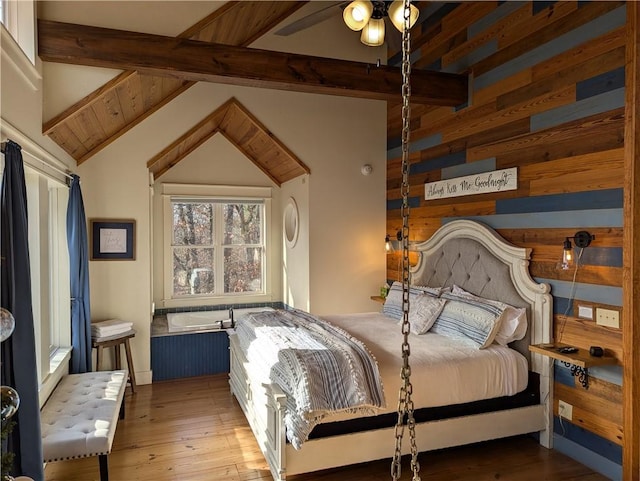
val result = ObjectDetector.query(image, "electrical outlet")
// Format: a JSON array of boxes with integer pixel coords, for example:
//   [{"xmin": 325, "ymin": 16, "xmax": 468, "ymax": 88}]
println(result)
[
  {"xmin": 596, "ymin": 308, "xmax": 620, "ymax": 328},
  {"xmin": 558, "ymin": 400, "xmax": 573, "ymax": 421}
]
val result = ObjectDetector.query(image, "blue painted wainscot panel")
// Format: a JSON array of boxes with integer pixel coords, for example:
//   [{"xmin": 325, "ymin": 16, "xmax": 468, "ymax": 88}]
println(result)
[{"xmin": 151, "ymin": 331, "xmax": 230, "ymax": 381}]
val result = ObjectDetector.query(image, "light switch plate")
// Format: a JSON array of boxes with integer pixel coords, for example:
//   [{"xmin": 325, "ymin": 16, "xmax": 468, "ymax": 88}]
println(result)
[{"xmin": 578, "ymin": 305, "xmax": 593, "ymax": 320}]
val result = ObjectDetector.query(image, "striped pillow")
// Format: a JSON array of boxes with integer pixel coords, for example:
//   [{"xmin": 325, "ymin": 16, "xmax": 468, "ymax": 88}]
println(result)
[
  {"xmin": 430, "ymin": 293, "xmax": 505, "ymax": 348},
  {"xmin": 382, "ymin": 282, "xmax": 441, "ymax": 320}
]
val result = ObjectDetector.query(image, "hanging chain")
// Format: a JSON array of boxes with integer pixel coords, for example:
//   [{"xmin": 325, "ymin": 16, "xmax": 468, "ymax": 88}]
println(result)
[{"xmin": 391, "ymin": 0, "xmax": 420, "ymax": 480}]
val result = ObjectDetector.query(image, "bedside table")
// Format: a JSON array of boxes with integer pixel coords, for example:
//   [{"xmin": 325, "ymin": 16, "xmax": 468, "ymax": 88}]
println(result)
[
  {"xmin": 529, "ymin": 343, "xmax": 616, "ymax": 389},
  {"xmin": 370, "ymin": 295, "xmax": 385, "ymax": 304}
]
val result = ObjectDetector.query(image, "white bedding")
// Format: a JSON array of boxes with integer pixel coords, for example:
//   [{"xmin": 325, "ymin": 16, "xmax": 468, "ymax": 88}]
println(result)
[{"xmin": 320, "ymin": 312, "xmax": 529, "ymax": 418}]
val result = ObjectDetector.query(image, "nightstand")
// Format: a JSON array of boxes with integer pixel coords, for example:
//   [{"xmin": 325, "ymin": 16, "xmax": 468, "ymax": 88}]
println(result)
[
  {"xmin": 370, "ymin": 296, "xmax": 385, "ymax": 304},
  {"xmin": 529, "ymin": 343, "xmax": 617, "ymax": 389}
]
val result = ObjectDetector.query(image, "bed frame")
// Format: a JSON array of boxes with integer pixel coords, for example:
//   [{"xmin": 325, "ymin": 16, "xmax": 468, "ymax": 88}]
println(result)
[{"xmin": 228, "ymin": 219, "xmax": 554, "ymax": 480}]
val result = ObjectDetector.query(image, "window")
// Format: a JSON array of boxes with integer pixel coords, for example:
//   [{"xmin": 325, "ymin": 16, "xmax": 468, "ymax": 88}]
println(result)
[
  {"xmin": 1, "ymin": 0, "xmax": 36, "ymax": 64},
  {"xmin": 162, "ymin": 184, "xmax": 272, "ymax": 307},
  {"xmin": 24, "ymin": 169, "xmax": 70, "ymax": 384}
]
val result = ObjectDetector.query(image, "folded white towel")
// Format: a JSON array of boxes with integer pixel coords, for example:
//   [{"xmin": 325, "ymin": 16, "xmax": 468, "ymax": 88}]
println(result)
[
  {"xmin": 92, "ymin": 319, "xmax": 133, "ymax": 330},
  {"xmin": 92, "ymin": 319, "xmax": 134, "ymax": 339}
]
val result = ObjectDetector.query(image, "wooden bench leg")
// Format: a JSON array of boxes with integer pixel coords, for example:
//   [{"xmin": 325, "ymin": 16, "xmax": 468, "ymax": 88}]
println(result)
[
  {"xmin": 99, "ymin": 454, "xmax": 109, "ymax": 481},
  {"xmin": 96, "ymin": 345, "xmax": 104, "ymax": 371},
  {"xmin": 114, "ymin": 344, "xmax": 122, "ymax": 370},
  {"xmin": 124, "ymin": 338, "xmax": 137, "ymax": 393}
]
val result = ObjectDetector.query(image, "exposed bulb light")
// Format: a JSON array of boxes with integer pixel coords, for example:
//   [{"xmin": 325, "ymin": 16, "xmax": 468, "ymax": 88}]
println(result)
[
  {"xmin": 388, "ymin": 0, "xmax": 419, "ymax": 32},
  {"xmin": 560, "ymin": 231, "xmax": 595, "ymax": 271},
  {"xmin": 561, "ymin": 239, "xmax": 573, "ymax": 270},
  {"xmin": 361, "ymin": 17, "xmax": 385, "ymax": 47}
]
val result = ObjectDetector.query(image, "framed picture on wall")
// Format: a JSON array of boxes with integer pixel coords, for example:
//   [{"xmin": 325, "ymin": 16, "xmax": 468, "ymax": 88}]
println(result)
[{"xmin": 90, "ymin": 219, "xmax": 136, "ymax": 261}]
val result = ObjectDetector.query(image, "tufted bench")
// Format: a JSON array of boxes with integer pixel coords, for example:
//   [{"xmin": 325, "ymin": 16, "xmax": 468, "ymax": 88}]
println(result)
[{"xmin": 40, "ymin": 370, "xmax": 127, "ymax": 481}]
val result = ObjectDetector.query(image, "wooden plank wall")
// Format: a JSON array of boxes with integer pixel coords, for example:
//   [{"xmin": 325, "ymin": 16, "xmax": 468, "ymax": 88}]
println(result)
[{"xmin": 386, "ymin": 1, "xmax": 626, "ymax": 476}]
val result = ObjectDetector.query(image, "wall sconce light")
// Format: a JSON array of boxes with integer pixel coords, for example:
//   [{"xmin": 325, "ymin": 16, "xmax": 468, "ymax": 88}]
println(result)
[
  {"xmin": 562, "ymin": 231, "xmax": 595, "ymax": 270},
  {"xmin": 385, "ymin": 230, "xmax": 403, "ymax": 252}
]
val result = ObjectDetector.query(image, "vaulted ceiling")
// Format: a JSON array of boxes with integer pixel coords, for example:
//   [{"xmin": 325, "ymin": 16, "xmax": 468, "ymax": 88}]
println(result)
[{"xmin": 38, "ymin": 1, "xmax": 468, "ymax": 182}]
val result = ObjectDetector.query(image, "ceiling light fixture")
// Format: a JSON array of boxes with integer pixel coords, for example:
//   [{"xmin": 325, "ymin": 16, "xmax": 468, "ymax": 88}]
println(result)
[{"xmin": 343, "ymin": 0, "xmax": 419, "ymax": 47}]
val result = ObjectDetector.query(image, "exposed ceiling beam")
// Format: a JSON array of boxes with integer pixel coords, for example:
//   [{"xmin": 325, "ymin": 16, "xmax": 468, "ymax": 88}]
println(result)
[{"xmin": 38, "ymin": 19, "xmax": 468, "ymax": 106}]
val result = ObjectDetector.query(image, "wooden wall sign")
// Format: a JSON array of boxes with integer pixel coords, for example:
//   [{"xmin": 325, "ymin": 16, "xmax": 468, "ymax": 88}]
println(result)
[{"xmin": 425, "ymin": 167, "xmax": 518, "ymax": 200}]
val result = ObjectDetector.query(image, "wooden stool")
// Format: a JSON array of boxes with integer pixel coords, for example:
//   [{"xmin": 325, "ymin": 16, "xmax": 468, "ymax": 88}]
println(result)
[{"xmin": 92, "ymin": 330, "xmax": 137, "ymax": 393}]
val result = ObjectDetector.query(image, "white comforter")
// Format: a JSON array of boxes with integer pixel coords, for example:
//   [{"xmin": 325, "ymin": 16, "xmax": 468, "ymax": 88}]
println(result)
[
  {"xmin": 321, "ymin": 312, "xmax": 529, "ymax": 417},
  {"xmin": 234, "ymin": 309, "xmax": 385, "ymax": 448}
]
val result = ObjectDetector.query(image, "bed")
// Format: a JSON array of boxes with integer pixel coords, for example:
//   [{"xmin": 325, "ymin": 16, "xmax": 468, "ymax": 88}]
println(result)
[{"xmin": 228, "ymin": 219, "xmax": 554, "ymax": 480}]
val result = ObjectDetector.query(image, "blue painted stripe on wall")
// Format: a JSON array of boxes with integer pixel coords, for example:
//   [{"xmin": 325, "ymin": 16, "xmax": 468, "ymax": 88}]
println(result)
[
  {"xmin": 535, "ymin": 278, "xmax": 623, "ymax": 306},
  {"xmin": 410, "ymin": 150, "xmax": 466, "ymax": 174},
  {"xmin": 389, "ymin": 51, "xmax": 422, "ymax": 68},
  {"xmin": 554, "ymin": 420, "xmax": 622, "ymax": 464},
  {"xmin": 555, "ymin": 360, "xmax": 622, "ymax": 386},
  {"xmin": 554, "ymin": 434, "xmax": 622, "ymax": 480},
  {"xmin": 553, "ymin": 297, "xmax": 574, "ymax": 316},
  {"xmin": 590, "ymin": 365, "xmax": 623, "ymax": 386},
  {"xmin": 475, "ymin": 6, "xmax": 626, "ymax": 90},
  {"xmin": 387, "ymin": 197, "xmax": 421, "ymax": 210},
  {"xmin": 426, "ymin": 58, "xmax": 442, "ymax": 71},
  {"xmin": 577, "ymin": 66, "xmax": 625, "ymax": 101},
  {"xmin": 387, "ymin": 133, "xmax": 443, "ymax": 160},
  {"xmin": 443, "ymin": 208, "xmax": 623, "ymax": 229},
  {"xmin": 495, "ymin": 189, "xmax": 623, "ymax": 214},
  {"xmin": 468, "ymin": 1, "xmax": 526, "ymax": 38},
  {"xmin": 442, "ymin": 40, "xmax": 498, "ymax": 74},
  {"xmin": 420, "ymin": 2, "xmax": 460, "ymax": 33},
  {"xmin": 579, "ymin": 246, "xmax": 623, "ymax": 268},
  {"xmin": 530, "ymin": 88, "xmax": 625, "ymax": 131},
  {"xmin": 554, "ymin": 362, "xmax": 576, "ymax": 387},
  {"xmin": 441, "ymin": 157, "xmax": 496, "ymax": 179}
]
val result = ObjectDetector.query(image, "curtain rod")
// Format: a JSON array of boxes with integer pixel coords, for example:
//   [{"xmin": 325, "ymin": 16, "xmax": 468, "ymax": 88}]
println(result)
[{"xmin": 1, "ymin": 139, "xmax": 74, "ymax": 184}]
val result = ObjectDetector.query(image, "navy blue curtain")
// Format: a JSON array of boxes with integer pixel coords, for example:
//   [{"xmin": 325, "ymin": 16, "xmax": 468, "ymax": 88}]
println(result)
[
  {"xmin": 1, "ymin": 140, "xmax": 45, "ymax": 480},
  {"xmin": 67, "ymin": 174, "xmax": 92, "ymax": 374}
]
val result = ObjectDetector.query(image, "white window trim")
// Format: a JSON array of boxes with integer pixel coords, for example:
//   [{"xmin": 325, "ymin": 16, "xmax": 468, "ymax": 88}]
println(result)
[{"xmin": 161, "ymin": 183, "xmax": 273, "ymax": 308}]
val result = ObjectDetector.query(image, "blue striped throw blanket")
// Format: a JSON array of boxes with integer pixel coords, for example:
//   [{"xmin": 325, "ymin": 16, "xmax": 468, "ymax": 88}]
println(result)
[{"xmin": 234, "ymin": 309, "xmax": 385, "ymax": 449}]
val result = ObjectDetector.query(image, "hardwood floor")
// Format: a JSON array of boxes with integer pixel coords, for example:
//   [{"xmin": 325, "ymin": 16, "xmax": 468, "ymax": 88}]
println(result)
[{"xmin": 44, "ymin": 375, "xmax": 607, "ymax": 481}]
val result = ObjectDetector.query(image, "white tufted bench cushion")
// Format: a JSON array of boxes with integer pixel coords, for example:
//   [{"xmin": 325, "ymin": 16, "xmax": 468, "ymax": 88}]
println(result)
[{"xmin": 41, "ymin": 370, "xmax": 127, "ymax": 480}]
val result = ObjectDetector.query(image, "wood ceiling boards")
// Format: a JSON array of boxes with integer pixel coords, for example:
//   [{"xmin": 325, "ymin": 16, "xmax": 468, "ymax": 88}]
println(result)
[
  {"xmin": 41, "ymin": 1, "xmax": 306, "ymax": 165},
  {"xmin": 146, "ymin": 98, "xmax": 310, "ymax": 185}
]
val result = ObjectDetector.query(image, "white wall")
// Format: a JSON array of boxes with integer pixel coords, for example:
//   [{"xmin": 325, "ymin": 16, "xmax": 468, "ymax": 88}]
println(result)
[{"xmin": 35, "ymin": 1, "xmax": 388, "ymax": 384}]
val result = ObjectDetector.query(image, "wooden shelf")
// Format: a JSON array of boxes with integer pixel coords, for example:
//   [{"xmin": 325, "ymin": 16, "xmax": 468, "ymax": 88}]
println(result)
[
  {"xmin": 528, "ymin": 343, "xmax": 617, "ymax": 368},
  {"xmin": 370, "ymin": 295, "xmax": 385, "ymax": 304}
]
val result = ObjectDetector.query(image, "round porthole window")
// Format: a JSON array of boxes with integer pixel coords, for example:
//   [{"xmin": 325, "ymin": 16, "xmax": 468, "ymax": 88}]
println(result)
[{"xmin": 283, "ymin": 197, "xmax": 299, "ymax": 248}]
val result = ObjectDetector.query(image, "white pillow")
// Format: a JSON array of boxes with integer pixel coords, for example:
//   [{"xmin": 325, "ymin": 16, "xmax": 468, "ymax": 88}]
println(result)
[
  {"xmin": 431, "ymin": 292, "xmax": 505, "ymax": 348},
  {"xmin": 451, "ymin": 285, "xmax": 527, "ymax": 345},
  {"xmin": 407, "ymin": 294, "xmax": 447, "ymax": 334}
]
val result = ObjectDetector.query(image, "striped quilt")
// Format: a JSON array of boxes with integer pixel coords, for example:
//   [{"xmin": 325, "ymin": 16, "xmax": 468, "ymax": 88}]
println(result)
[{"xmin": 234, "ymin": 309, "xmax": 385, "ymax": 449}]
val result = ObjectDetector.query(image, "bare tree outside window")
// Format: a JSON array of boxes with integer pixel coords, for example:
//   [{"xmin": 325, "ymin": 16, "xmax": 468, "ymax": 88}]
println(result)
[{"xmin": 172, "ymin": 200, "xmax": 264, "ymax": 298}]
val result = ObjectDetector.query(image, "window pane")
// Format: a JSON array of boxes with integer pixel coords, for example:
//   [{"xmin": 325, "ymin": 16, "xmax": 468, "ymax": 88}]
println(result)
[
  {"xmin": 173, "ymin": 247, "xmax": 215, "ymax": 295},
  {"xmin": 173, "ymin": 203, "xmax": 213, "ymax": 245},
  {"xmin": 223, "ymin": 204, "xmax": 262, "ymax": 245},
  {"xmin": 224, "ymin": 247, "xmax": 262, "ymax": 293}
]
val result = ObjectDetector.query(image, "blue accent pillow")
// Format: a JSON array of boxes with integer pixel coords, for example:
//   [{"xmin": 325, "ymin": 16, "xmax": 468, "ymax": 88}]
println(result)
[{"xmin": 430, "ymin": 292, "xmax": 505, "ymax": 348}]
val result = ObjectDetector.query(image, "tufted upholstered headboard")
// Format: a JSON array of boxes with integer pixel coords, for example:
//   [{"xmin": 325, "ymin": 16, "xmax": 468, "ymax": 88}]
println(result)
[{"xmin": 410, "ymin": 220, "xmax": 553, "ymax": 363}]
